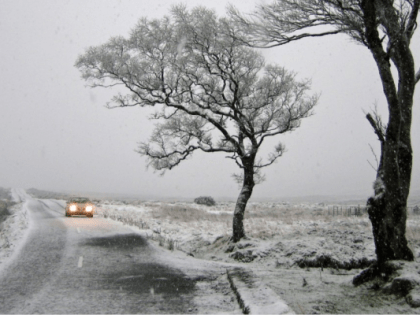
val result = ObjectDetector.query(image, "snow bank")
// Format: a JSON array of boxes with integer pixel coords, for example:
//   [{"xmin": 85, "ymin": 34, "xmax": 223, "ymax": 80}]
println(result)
[{"xmin": 0, "ymin": 198, "xmax": 32, "ymax": 275}]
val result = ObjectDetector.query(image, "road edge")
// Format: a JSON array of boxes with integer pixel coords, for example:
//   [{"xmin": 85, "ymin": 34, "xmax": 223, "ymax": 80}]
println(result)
[
  {"xmin": 0, "ymin": 192, "xmax": 33, "ymax": 276},
  {"xmin": 227, "ymin": 268, "xmax": 295, "ymax": 314}
]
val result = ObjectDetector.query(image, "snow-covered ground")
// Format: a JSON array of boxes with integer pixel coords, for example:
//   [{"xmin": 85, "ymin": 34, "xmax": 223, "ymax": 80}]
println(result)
[
  {"xmin": 3, "ymin": 189, "xmax": 420, "ymax": 313},
  {"xmin": 96, "ymin": 198, "xmax": 420, "ymax": 313},
  {"xmin": 0, "ymin": 189, "xmax": 33, "ymax": 274},
  {"xmin": 96, "ymin": 200, "xmax": 379, "ymax": 267}
]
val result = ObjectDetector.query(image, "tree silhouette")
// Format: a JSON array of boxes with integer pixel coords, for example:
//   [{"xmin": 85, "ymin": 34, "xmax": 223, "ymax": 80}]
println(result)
[
  {"xmin": 230, "ymin": 0, "xmax": 419, "ymax": 271},
  {"xmin": 76, "ymin": 6, "xmax": 317, "ymax": 242}
]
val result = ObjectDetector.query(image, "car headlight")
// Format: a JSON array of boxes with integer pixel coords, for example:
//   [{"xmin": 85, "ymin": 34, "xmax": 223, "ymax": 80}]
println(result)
[
  {"xmin": 70, "ymin": 205, "xmax": 77, "ymax": 211},
  {"xmin": 86, "ymin": 206, "xmax": 93, "ymax": 212}
]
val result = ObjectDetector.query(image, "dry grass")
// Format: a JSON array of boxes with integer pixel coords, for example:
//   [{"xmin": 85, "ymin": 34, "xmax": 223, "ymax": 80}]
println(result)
[
  {"xmin": 0, "ymin": 200, "xmax": 16, "ymax": 224},
  {"xmin": 406, "ymin": 213, "xmax": 420, "ymax": 248},
  {"xmin": 96, "ymin": 200, "xmax": 420, "ymax": 273},
  {"xmin": 91, "ymin": 199, "xmax": 420, "ymax": 313},
  {"xmin": 241, "ymin": 204, "xmax": 372, "ymax": 239},
  {"xmin": 97, "ymin": 200, "xmax": 420, "ymax": 257},
  {"xmin": 155, "ymin": 204, "xmax": 231, "ymax": 222},
  {"xmin": 100, "ymin": 208, "xmax": 150, "ymax": 229},
  {"xmin": 98, "ymin": 200, "xmax": 377, "ymax": 244}
]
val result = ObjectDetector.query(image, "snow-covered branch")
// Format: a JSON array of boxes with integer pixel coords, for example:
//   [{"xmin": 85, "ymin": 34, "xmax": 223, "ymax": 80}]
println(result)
[{"xmin": 76, "ymin": 6, "xmax": 318, "ymax": 177}]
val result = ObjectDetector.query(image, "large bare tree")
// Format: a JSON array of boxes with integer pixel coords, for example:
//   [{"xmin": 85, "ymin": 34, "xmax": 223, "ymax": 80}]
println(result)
[
  {"xmin": 230, "ymin": 0, "xmax": 419, "ymax": 270},
  {"xmin": 75, "ymin": 6, "xmax": 317, "ymax": 242}
]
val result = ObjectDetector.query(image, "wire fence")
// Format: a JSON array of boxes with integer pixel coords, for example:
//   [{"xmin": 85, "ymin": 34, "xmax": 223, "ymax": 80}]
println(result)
[
  {"xmin": 327, "ymin": 205, "xmax": 420, "ymax": 216},
  {"xmin": 327, "ymin": 205, "xmax": 366, "ymax": 216}
]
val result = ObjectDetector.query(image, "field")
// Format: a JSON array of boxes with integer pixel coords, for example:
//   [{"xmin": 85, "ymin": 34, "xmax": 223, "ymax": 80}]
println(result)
[
  {"xmin": 96, "ymin": 200, "xmax": 420, "ymax": 266},
  {"xmin": 95, "ymin": 199, "xmax": 420, "ymax": 313},
  {"xmin": 4, "ymin": 188, "xmax": 420, "ymax": 313}
]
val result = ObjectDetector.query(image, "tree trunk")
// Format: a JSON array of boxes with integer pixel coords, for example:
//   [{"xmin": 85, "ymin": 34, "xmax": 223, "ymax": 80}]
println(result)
[
  {"xmin": 367, "ymin": 93, "xmax": 414, "ymax": 264},
  {"xmin": 366, "ymin": 73, "xmax": 414, "ymax": 263},
  {"xmin": 367, "ymin": 152, "xmax": 414, "ymax": 264},
  {"xmin": 362, "ymin": 0, "xmax": 416, "ymax": 265},
  {"xmin": 232, "ymin": 159, "xmax": 255, "ymax": 243}
]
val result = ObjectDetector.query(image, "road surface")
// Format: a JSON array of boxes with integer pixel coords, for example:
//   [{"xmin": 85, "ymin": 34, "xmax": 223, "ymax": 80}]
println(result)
[{"xmin": 0, "ymin": 190, "xmax": 240, "ymax": 313}]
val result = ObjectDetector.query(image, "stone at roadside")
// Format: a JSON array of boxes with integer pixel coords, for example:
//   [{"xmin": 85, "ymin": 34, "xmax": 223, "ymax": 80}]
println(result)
[
  {"xmin": 406, "ymin": 291, "xmax": 420, "ymax": 308},
  {"xmin": 389, "ymin": 274, "xmax": 420, "ymax": 295}
]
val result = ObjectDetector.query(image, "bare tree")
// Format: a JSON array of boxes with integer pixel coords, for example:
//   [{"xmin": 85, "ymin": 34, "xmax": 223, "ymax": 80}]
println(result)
[
  {"xmin": 75, "ymin": 6, "xmax": 317, "ymax": 242},
  {"xmin": 229, "ymin": 0, "xmax": 419, "ymax": 270}
]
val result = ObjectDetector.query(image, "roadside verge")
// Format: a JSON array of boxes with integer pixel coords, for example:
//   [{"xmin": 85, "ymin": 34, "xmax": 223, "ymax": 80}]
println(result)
[
  {"xmin": 227, "ymin": 267, "xmax": 295, "ymax": 314},
  {"xmin": 0, "ymin": 197, "xmax": 32, "ymax": 275}
]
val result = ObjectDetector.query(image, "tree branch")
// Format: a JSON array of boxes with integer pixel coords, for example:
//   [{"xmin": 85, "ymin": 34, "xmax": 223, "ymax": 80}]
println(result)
[
  {"xmin": 76, "ymin": 6, "xmax": 318, "ymax": 176},
  {"xmin": 228, "ymin": 1, "xmax": 365, "ymax": 48},
  {"xmin": 366, "ymin": 113, "xmax": 385, "ymax": 144},
  {"xmin": 405, "ymin": 0, "xmax": 420, "ymax": 41}
]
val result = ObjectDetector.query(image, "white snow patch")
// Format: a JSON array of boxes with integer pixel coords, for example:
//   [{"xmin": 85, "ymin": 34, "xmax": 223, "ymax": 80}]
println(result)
[
  {"xmin": 0, "ymin": 194, "xmax": 33, "ymax": 275},
  {"xmin": 101, "ymin": 204, "xmax": 150, "ymax": 213},
  {"xmin": 241, "ymin": 284, "xmax": 294, "ymax": 314}
]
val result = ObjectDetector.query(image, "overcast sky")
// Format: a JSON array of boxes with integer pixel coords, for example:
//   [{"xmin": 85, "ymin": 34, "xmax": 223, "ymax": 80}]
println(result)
[{"xmin": 0, "ymin": 0, "xmax": 419, "ymax": 200}]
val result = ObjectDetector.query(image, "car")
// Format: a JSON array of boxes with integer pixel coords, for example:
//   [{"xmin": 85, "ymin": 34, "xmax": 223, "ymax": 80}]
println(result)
[{"xmin": 65, "ymin": 197, "xmax": 95, "ymax": 218}]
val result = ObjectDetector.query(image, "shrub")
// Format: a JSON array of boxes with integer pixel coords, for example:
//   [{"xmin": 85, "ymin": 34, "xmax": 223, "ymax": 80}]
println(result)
[
  {"xmin": 0, "ymin": 200, "xmax": 11, "ymax": 221},
  {"xmin": 158, "ymin": 236, "xmax": 165, "ymax": 247},
  {"xmin": 194, "ymin": 196, "xmax": 216, "ymax": 206},
  {"xmin": 168, "ymin": 238, "xmax": 175, "ymax": 251}
]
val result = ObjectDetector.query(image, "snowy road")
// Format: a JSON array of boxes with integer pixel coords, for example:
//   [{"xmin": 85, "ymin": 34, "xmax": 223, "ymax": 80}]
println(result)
[{"xmin": 0, "ymin": 190, "xmax": 239, "ymax": 313}]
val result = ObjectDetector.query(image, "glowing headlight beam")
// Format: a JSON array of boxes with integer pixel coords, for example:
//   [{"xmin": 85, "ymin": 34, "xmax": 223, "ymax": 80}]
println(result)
[
  {"xmin": 85, "ymin": 206, "xmax": 93, "ymax": 212},
  {"xmin": 70, "ymin": 205, "xmax": 77, "ymax": 211}
]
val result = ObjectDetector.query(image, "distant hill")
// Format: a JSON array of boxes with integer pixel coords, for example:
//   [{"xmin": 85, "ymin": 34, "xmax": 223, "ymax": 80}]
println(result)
[
  {"xmin": 25, "ymin": 187, "xmax": 420, "ymax": 206},
  {"xmin": 0, "ymin": 187, "xmax": 11, "ymax": 200},
  {"xmin": 26, "ymin": 188, "xmax": 69, "ymax": 200},
  {"xmin": 26, "ymin": 188, "xmax": 181, "ymax": 203}
]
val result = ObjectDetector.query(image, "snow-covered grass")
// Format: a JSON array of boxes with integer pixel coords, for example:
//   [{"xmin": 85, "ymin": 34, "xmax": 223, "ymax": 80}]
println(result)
[
  {"xmin": 95, "ymin": 200, "xmax": 380, "ymax": 267},
  {"xmin": 3, "ymin": 189, "xmax": 420, "ymax": 313},
  {"xmin": 16, "ymin": 190, "xmax": 420, "ymax": 273},
  {"xmin": 0, "ymin": 196, "xmax": 31, "ymax": 273},
  {"xmin": 96, "ymin": 199, "xmax": 420, "ymax": 313}
]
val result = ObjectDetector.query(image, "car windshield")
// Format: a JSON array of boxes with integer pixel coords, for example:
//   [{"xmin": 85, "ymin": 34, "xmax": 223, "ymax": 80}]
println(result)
[{"xmin": 69, "ymin": 197, "xmax": 90, "ymax": 203}]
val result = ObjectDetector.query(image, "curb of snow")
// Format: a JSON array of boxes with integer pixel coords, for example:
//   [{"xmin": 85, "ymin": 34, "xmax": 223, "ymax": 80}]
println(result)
[
  {"xmin": 0, "ymin": 199, "xmax": 32, "ymax": 275},
  {"xmin": 227, "ymin": 268, "xmax": 294, "ymax": 314}
]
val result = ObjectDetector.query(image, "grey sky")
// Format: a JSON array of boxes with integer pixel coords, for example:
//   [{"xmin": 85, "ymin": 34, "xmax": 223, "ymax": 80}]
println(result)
[{"xmin": 0, "ymin": 0, "xmax": 419, "ymax": 200}]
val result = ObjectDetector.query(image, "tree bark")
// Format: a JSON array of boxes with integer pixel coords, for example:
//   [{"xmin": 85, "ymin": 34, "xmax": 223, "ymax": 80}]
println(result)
[
  {"xmin": 232, "ymin": 158, "xmax": 255, "ymax": 243},
  {"xmin": 362, "ymin": 0, "xmax": 415, "ymax": 265},
  {"xmin": 367, "ymin": 85, "xmax": 415, "ymax": 264}
]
